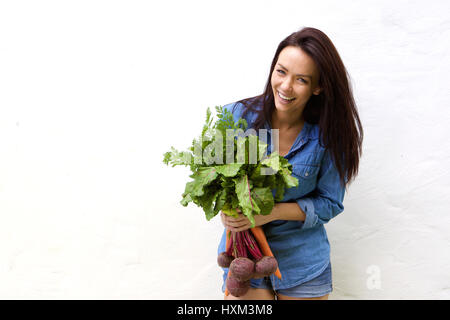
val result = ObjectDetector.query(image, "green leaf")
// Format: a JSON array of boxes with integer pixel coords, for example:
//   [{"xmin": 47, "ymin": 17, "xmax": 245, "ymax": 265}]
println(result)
[
  {"xmin": 215, "ymin": 163, "xmax": 243, "ymax": 177},
  {"xmin": 280, "ymin": 167, "xmax": 299, "ymax": 188},
  {"xmin": 214, "ymin": 188, "xmax": 228, "ymax": 214},
  {"xmin": 274, "ymin": 180, "xmax": 286, "ymax": 202},
  {"xmin": 261, "ymin": 152, "xmax": 281, "ymax": 172},
  {"xmin": 198, "ymin": 188, "xmax": 221, "ymax": 221},
  {"xmin": 164, "ymin": 105, "xmax": 300, "ymax": 227},
  {"xmin": 162, "ymin": 147, "xmax": 193, "ymax": 167},
  {"xmin": 221, "ymin": 202, "xmax": 239, "ymax": 218},
  {"xmin": 257, "ymin": 139, "xmax": 269, "ymax": 161},
  {"xmin": 231, "ymin": 195, "xmax": 240, "ymax": 209},
  {"xmin": 249, "ymin": 163, "xmax": 266, "ymax": 187},
  {"xmin": 251, "ymin": 187, "xmax": 274, "ymax": 215},
  {"xmin": 180, "ymin": 192, "xmax": 193, "ymax": 206},
  {"xmin": 234, "ymin": 174, "xmax": 260, "ymax": 227},
  {"xmin": 183, "ymin": 167, "xmax": 218, "ymax": 199}
]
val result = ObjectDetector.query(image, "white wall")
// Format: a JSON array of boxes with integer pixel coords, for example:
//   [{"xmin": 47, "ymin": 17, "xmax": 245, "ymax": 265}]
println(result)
[{"xmin": 0, "ymin": 0, "xmax": 449, "ymax": 299}]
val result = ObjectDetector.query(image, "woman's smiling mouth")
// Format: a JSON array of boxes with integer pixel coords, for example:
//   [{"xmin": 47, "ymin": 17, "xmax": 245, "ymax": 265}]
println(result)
[{"xmin": 277, "ymin": 91, "xmax": 296, "ymax": 103}]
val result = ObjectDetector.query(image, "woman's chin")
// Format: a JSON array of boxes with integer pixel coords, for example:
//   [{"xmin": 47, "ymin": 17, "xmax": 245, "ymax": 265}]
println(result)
[{"xmin": 274, "ymin": 101, "xmax": 294, "ymax": 112}]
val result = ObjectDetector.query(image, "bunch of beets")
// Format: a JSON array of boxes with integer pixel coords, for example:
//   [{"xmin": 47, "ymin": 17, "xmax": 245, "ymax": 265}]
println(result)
[{"xmin": 217, "ymin": 229, "xmax": 278, "ymax": 297}]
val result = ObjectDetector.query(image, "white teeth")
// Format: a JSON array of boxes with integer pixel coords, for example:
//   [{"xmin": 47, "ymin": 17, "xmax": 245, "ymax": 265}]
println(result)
[{"xmin": 278, "ymin": 91, "xmax": 295, "ymax": 101}]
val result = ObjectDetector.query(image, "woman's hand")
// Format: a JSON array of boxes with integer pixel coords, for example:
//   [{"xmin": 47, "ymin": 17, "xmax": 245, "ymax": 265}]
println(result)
[{"xmin": 220, "ymin": 207, "xmax": 277, "ymax": 232}]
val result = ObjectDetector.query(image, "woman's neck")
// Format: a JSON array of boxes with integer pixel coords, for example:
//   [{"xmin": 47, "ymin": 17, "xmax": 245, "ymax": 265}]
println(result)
[{"xmin": 271, "ymin": 109, "xmax": 305, "ymax": 131}]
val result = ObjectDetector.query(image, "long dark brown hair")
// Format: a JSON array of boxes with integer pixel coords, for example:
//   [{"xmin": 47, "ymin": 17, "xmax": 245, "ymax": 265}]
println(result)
[{"xmin": 237, "ymin": 27, "xmax": 363, "ymax": 188}]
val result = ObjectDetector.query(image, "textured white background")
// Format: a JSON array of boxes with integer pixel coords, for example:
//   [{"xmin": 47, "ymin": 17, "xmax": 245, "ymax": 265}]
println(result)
[{"xmin": 0, "ymin": 0, "xmax": 449, "ymax": 299}]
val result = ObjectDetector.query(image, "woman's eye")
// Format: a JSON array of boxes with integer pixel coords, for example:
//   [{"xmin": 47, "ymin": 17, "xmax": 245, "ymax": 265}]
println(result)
[
  {"xmin": 276, "ymin": 69, "xmax": 285, "ymax": 75},
  {"xmin": 298, "ymin": 78, "xmax": 306, "ymax": 83}
]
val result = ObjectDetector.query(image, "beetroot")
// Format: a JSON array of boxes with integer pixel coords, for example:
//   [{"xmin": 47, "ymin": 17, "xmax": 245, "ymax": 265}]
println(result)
[
  {"xmin": 219, "ymin": 229, "xmax": 281, "ymax": 296},
  {"xmin": 226, "ymin": 276, "xmax": 250, "ymax": 297},
  {"xmin": 217, "ymin": 252, "xmax": 234, "ymax": 268},
  {"xmin": 229, "ymin": 257, "xmax": 255, "ymax": 281},
  {"xmin": 255, "ymin": 256, "xmax": 278, "ymax": 276}
]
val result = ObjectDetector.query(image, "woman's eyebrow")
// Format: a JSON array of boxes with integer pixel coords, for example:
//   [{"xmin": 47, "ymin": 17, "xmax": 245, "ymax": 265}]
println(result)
[{"xmin": 277, "ymin": 63, "xmax": 312, "ymax": 79}]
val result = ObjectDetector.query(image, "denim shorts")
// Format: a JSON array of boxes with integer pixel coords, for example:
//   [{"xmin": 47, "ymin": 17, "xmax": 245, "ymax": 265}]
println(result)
[{"xmin": 223, "ymin": 262, "xmax": 332, "ymax": 298}]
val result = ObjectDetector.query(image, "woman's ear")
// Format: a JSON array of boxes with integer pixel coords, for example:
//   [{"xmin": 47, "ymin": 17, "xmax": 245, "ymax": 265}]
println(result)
[{"xmin": 313, "ymin": 87, "xmax": 322, "ymax": 95}]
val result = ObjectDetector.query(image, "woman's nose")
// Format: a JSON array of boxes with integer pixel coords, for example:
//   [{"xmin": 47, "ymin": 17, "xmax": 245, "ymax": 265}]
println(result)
[{"xmin": 280, "ymin": 77, "xmax": 293, "ymax": 91}]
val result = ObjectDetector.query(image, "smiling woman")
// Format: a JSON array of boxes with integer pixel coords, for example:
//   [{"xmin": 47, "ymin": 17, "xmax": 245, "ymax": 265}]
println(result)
[
  {"xmin": 240, "ymin": 27, "xmax": 363, "ymax": 187},
  {"xmin": 218, "ymin": 27, "xmax": 363, "ymax": 300},
  {"xmin": 272, "ymin": 47, "xmax": 321, "ymax": 112}
]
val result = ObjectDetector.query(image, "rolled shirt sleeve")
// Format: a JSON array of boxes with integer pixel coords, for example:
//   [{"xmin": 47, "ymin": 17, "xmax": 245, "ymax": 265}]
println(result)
[{"xmin": 296, "ymin": 150, "xmax": 346, "ymax": 230}]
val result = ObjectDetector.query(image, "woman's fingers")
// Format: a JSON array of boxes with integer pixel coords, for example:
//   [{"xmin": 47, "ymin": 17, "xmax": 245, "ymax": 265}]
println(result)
[
  {"xmin": 221, "ymin": 210, "xmax": 251, "ymax": 231},
  {"xmin": 225, "ymin": 219, "xmax": 251, "ymax": 232},
  {"xmin": 224, "ymin": 216, "xmax": 245, "ymax": 225},
  {"xmin": 225, "ymin": 213, "xmax": 247, "ymax": 223},
  {"xmin": 229, "ymin": 215, "xmax": 247, "ymax": 223},
  {"xmin": 226, "ymin": 220, "xmax": 248, "ymax": 229}
]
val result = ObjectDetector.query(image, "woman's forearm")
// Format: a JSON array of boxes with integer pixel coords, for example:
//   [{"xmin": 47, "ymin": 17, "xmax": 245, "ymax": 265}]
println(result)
[
  {"xmin": 222, "ymin": 202, "xmax": 307, "ymax": 231},
  {"xmin": 271, "ymin": 202, "xmax": 306, "ymax": 222}
]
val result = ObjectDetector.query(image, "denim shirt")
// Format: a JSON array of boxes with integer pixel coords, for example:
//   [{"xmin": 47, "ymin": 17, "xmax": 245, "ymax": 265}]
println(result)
[{"xmin": 217, "ymin": 101, "xmax": 346, "ymax": 290}]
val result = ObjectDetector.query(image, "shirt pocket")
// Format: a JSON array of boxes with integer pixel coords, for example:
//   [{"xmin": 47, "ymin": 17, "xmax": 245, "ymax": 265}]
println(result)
[
  {"xmin": 290, "ymin": 153, "xmax": 321, "ymax": 196},
  {"xmin": 292, "ymin": 163, "xmax": 320, "ymax": 180}
]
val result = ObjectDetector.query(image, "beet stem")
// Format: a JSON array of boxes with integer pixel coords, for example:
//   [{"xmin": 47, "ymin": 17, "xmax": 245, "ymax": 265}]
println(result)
[
  {"xmin": 242, "ymin": 229, "xmax": 263, "ymax": 260},
  {"xmin": 232, "ymin": 232, "xmax": 238, "ymax": 258},
  {"xmin": 229, "ymin": 229, "xmax": 264, "ymax": 259},
  {"xmin": 242, "ymin": 231, "xmax": 253, "ymax": 256},
  {"xmin": 237, "ymin": 232, "xmax": 247, "ymax": 258},
  {"xmin": 248, "ymin": 230, "xmax": 263, "ymax": 259},
  {"xmin": 226, "ymin": 230, "xmax": 234, "ymax": 256}
]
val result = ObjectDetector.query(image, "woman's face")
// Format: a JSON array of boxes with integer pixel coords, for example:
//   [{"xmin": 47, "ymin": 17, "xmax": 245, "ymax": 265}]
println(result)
[{"xmin": 271, "ymin": 46, "xmax": 321, "ymax": 116}]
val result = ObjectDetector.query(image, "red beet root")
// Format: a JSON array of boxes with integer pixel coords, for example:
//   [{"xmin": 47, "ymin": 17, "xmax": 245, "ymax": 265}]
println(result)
[
  {"xmin": 229, "ymin": 257, "xmax": 255, "ymax": 281},
  {"xmin": 222, "ymin": 229, "xmax": 281, "ymax": 296},
  {"xmin": 255, "ymin": 256, "xmax": 278, "ymax": 276},
  {"xmin": 217, "ymin": 252, "xmax": 234, "ymax": 268},
  {"xmin": 226, "ymin": 276, "xmax": 250, "ymax": 297}
]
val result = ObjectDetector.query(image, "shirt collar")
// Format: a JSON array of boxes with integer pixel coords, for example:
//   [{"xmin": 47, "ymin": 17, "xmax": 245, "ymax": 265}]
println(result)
[
  {"xmin": 263, "ymin": 120, "xmax": 317, "ymax": 140},
  {"xmin": 263, "ymin": 120, "xmax": 318, "ymax": 156}
]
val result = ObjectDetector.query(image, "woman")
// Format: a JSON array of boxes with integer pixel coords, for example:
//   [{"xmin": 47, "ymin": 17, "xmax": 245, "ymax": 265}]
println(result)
[{"xmin": 218, "ymin": 27, "xmax": 363, "ymax": 300}]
